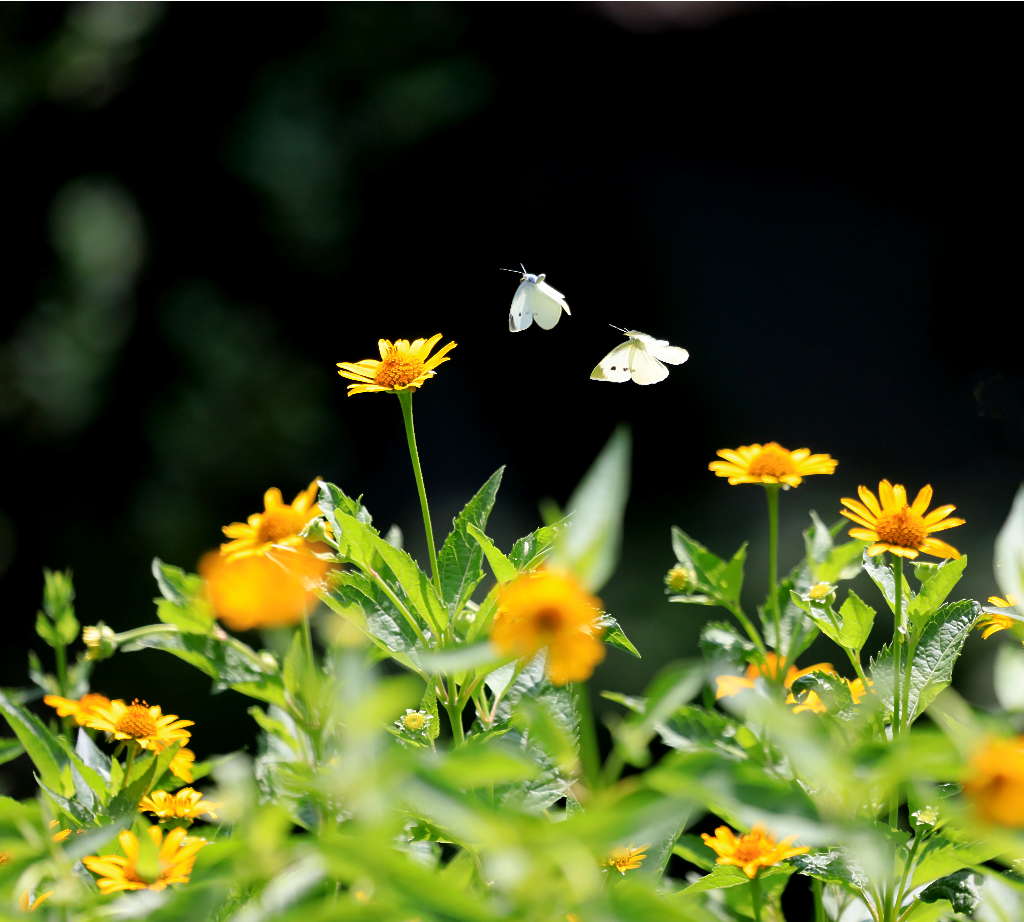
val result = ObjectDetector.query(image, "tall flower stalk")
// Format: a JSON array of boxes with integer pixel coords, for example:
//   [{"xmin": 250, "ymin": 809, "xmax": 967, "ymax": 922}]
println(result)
[{"xmin": 397, "ymin": 389, "xmax": 441, "ymax": 595}]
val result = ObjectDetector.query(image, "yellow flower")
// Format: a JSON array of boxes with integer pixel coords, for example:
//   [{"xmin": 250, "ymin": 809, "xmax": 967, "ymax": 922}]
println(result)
[
  {"xmin": 665, "ymin": 564, "xmax": 697, "ymax": 592},
  {"xmin": 83, "ymin": 699, "xmax": 193, "ymax": 753},
  {"xmin": 139, "ymin": 787, "xmax": 219, "ymax": 821},
  {"xmin": 83, "ymin": 825, "xmax": 206, "ymax": 894},
  {"xmin": 806, "ymin": 582, "xmax": 834, "ymax": 600},
  {"xmin": 491, "ymin": 569, "xmax": 605, "ymax": 685},
  {"xmin": 977, "ymin": 595, "xmax": 1018, "ymax": 639},
  {"xmin": 701, "ymin": 825, "xmax": 809, "ymax": 878},
  {"xmin": 336, "ymin": 334, "xmax": 457, "ymax": 396},
  {"xmin": 963, "ymin": 737, "xmax": 1024, "ymax": 827},
  {"xmin": 220, "ymin": 480, "xmax": 322, "ymax": 562},
  {"xmin": 709, "ymin": 442, "xmax": 837, "ymax": 488},
  {"xmin": 839, "ymin": 481, "xmax": 964, "ymax": 560},
  {"xmin": 49, "ymin": 819, "xmax": 73, "ymax": 843},
  {"xmin": 42, "ymin": 692, "xmax": 111, "ymax": 726},
  {"xmin": 169, "ymin": 747, "xmax": 197, "ymax": 783},
  {"xmin": 396, "ymin": 709, "xmax": 433, "ymax": 734},
  {"xmin": 714, "ymin": 653, "xmax": 835, "ymax": 699},
  {"xmin": 200, "ymin": 548, "xmax": 328, "ymax": 631},
  {"xmin": 606, "ymin": 844, "xmax": 649, "ymax": 874},
  {"xmin": 19, "ymin": 891, "xmax": 53, "ymax": 911}
]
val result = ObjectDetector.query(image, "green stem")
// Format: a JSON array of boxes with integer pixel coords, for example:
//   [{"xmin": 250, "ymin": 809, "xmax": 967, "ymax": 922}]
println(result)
[
  {"xmin": 813, "ymin": 879, "xmax": 827, "ymax": 922},
  {"xmin": 573, "ymin": 683, "xmax": 600, "ymax": 793},
  {"xmin": 397, "ymin": 390, "xmax": 441, "ymax": 595},
  {"xmin": 54, "ymin": 643, "xmax": 69, "ymax": 698},
  {"xmin": 765, "ymin": 485, "xmax": 782, "ymax": 654},
  {"xmin": 727, "ymin": 602, "xmax": 768, "ymax": 656},
  {"xmin": 750, "ymin": 872, "xmax": 764, "ymax": 922},
  {"xmin": 445, "ymin": 692, "xmax": 465, "ymax": 746},
  {"xmin": 894, "ymin": 558, "xmax": 907, "ymax": 734}
]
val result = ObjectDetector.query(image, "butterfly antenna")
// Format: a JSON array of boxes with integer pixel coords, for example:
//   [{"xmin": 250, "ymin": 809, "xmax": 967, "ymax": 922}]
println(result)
[
  {"xmin": 609, "ymin": 324, "xmax": 629, "ymax": 334},
  {"xmin": 498, "ymin": 266, "xmax": 523, "ymax": 274}
]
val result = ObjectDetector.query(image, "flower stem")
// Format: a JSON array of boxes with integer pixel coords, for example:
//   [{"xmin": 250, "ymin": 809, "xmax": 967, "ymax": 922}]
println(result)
[
  {"xmin": 765, "ymin": 484, "xmax": 782, "ymax": 653},
  {"xmin": 397, "ymin": 390, "xmax": 441, "ymax": 596},
  {"xmin": 750, "ymin": 872, "xmax": 763, "ymax": 922},
  {"xmin": 813, "ymin": 879, "xmax": 827, "ymax": 922},
  {"xmin": 893, "ymin": 558, "xmax": 906, "ymax": 735}
]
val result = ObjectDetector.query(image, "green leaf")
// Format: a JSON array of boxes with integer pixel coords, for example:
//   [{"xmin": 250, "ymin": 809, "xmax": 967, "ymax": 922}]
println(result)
[
  {"xmin": 863, "ymin": 551, "xmax": 913, "ymax": 613},
  {"xmin": 908, "ymin": 556, "xmax": 968, "ymax": 629},
  {"xmin": 438, "ymin": 467, "xmax": 504, "ymax": 616},
  {"xmin": 509, "ymin": 521, "xmax": 563, "ymax": 571},
  {"xmin": 613, "ymin": 662, "xmax": 704, "ymax": 765},
  {"xmin": 466, "ymin": 523, "xmax": 517, "ymax": 583},
  {"xmin": 420, "ymin": 683, "xmax": 440, "ymax": 743},
  {"xmin": 761, "ymin": 578, "xmax": 817, "ymax": 657},
  {"xmin": 996, "ymin": 484, "xmax": 1024, "ymax": 611},
  {"xmin": 837, "ymin": 590, "xmax": 876, "ymax": 650},
  {"xmin": 600, "ymin": 614, "xmax": 641, "ymax": 658},
  {"xmin": 325, "ymin": 570, "xmax": 422, "ymax": 659},
  {"xmin": 699, "ymin": 621, "xmax": 754, "ymax": 669},
  {"xmin": 427, "ymin": 743, "xmax": 539, "ymax": 788},
  {"xmin": 0, "ymin": 736, "xmax": 24, "ymax": 766},
  {"xmin": 681, "ymin": 862, "xmax": 792, "ymax": 894},
  {"xmin": 152, "ymin": 558, "xmax": 215, "ymax": 634},
  {"xmin": 673, "ymin": 834, "xmax": 717, "ymax": 871},
  {"xmin": 0, "ymin": 688, "xmax": 66, "ymax": 791},
  {"xmin": 35, "ymin": 610, "xmax": 59, "ymax": 647},
  {"xmin": 918, "ymin": 869, "xmax": 983, "ymax": 914},
  {"xmin": 790, "ymin": 850, "xmax": 870, "ymax": 890},
  {"xmin": 316, "ymin": 480, "xmax": 372, "ymax": 525},
  {"xmin": 670, "ymin": 529, "xmax": 747, "ymax": 607},
  {"xmin": 560, "ymin": 426, "xmax": 631, "ymax": 592},
  {"xmin": 789, "ymin": 671, "xmax": 855, "ymax": 719}
]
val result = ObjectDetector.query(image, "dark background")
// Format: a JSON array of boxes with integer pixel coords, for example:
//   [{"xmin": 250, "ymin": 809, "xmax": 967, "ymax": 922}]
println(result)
[{"xmin": 2, "ymin": 3, "xmax": 1023, "ymax": 777}]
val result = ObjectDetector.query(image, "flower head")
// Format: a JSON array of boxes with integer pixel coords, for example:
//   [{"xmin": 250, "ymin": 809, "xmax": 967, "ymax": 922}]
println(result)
[
  {"xmin": 220, "ymin": 480, "xmax": 322, "ymax": 561},
  {"xmin": 665, "ymin": 563, "xmax": 697, "ymax": 593},
  {"xmin": 977, "ymin": 595, "xmax": 1019, "ymax": 639},
  {"xmin": 840, "ymin": 481, "xmax": 964, "ymax": 560},
  {"xmin": 139, "ymin": 787, "xmax": 219, "ymax": 821},
  {"xmin": 701, "ymin": 825, "xmax": 809, "ymax": 878},
  {"xmin": 43, "ymin": 692, "xmax": 111, "ymax": 726},
  {"xmin": 169, "ymin": 747, "xmax": 196, "ymax": 783},
  {"xmin": 83, "ymin": 825, "xmax": 206, "ymax": 893},
  {"xmin": 714, "ymin": 653, "xmax": 835, "ymax": 699},
  {"xmin": 606, "ymin": 844, "xmax": 649, "ymax": 874},
  {"xmin": 709, "ymin": 442, "xmax": 837, "ymax": 488},
  {"xmin": 82, "ymin": 623, "xmax": 117, "ymax": 660},
  {"xmin": 491, "ymin": 569, "xmax": 605, "ymax": 685},
  {"xmin": 336, "ymin": 334, "xmax": 457, "ymax": 396},
  {"xmin": 83, "ymin": 699, "xmax": 193, "ymax": 753},
  {"xmin": 964, "ymin": 737, "xmax": 1024, "ymax": 826},
  {"xmin": 395, "ymin": 709, "xmax": 433, "ymax": 734},
  {"xmin": 201, "ymin": 549, "xmax": 327, "ymax": 631}
]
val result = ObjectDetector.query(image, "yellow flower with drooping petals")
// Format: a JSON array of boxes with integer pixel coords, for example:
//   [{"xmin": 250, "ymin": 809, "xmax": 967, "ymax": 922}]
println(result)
[
  {"xmin": 963, "ymin": 736, "xmax": 1024, "ymax": 827},
  {"xmin": 491, "ymin": 569, "xmax": 605, "ymax": 685},
  {"xmin": 200, "ymin": 548, "xmax": 328, "ymax": 631},
  {"xmin": 19, "ymin": 890, "xmax": 53, "ymax": 911},
  {"xmin": 220, "ymin": 480, "xmax": 322, "ymax": 561},
  {"xmin": 336, "ymin": 334, "xmax": 457, "ymax": 396},
  {"xmin": 701, "ymin": 825, "xmax": 809, "ymax": 878},
  {"xmin": 606, "ymin": 844, "xmax": 649, "ymax": 874},
  {"xmin": 169, "ymin": 747, "xmax": 197, "ymax": 783},
  {"xmin": 839, "ymin": 480, "xmax": 964, "ymax": 560},
  {"xmin": 42, "ymin": 692, "xmax": 111, "ymax": 726},
  {"xmin": 977, "ymin": 595, "xmax": 1018, "ymax": 639},
  {"xmin": 709, "ymin": 442, "xmax": 837, "ymax": 488},
  {"xmin": 83, "ymin": 699, "xmax": 193, "ymax": 753},
  {"xmin": 139, "ymin": 787, "xmax": 219, "ymax": 821},
  {"xmin": 83, "ymin": 825, "xmax": 206, "ymax": 893}
]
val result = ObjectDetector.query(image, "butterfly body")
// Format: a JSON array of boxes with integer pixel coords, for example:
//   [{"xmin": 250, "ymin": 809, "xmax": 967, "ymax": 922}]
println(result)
[
  {"xmin": 590, "ymin": 329, "xmax": 689, "ymax": 385},
  {"xmin": 508, "ymin": 268, "xmax": 571, "ymax": 332}
]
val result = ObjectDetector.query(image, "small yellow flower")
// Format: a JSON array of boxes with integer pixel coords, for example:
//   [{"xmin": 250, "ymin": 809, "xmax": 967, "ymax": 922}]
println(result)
[
  {"xmin": 82, "ymin": 623, "xmax": 117, "ymax": 659},
  {"xmin": 709, "ymin": 442, "xmax": 837, "ymax": 488},
  {"xmin": 396, "ymin": 709, "xmax": 433, "ymax": 734},
  {"xmin": 42, "ymin": 692, "xmax": 111, "ymax": 726},
  {"xmin": 963, "ymin": 737, "xmax": 1024, "ymax": 827},
  {"xmin": 839, "ymin": 481, "xmax": 964, "ymax": 560},
  {"xmin": 169, "ymin": 747, "xmax": 196, "ymax": 783},
  {"xmin": 806, "ymin": 582, "xmax": 834, "ymax": 600},
  {"xmin": 606, "ymin": 844, "xmax": 649, "ymax": 874},
  {"xmin": 83, "ymin": 825, "xmax": 206, "ymax": 893},
  {"xmin": 664, "ymin": 564, "xmax": 697, "ymax": 593},
  {"xmin": 220, "ymin": 480, "xmax": 322, "ymax": 562},
  {"xmin": 977, "ymin": 595, "xmax": 1018, "ymax": 639},
  {"xmin": 19, "ymin": 890, "xmax": 53, "ymax": 911},
  {"xmin": 491, "ymin": 569, "xmax": 605, "ymax": 685},
  {"xmin": 701, "ymin": 825, "xmax": 809, "ymax": 878},
  {"xmin": 336, "ymin": 334, "xmax": 457, "ymax": 396},
  {"xmin": 83, "ymin": 699, "xmax": 193, "ymax": 753},
  {"xmin": 49, "ymin": 819, "xmax": 73, "ymax": 843},
  {"xmin": 139, "ymin": 787, "xmax": 219, "ymax": 821},
  {"xmin": 200, "ymin": 549, "xmax": 327, "ymax": 631}
]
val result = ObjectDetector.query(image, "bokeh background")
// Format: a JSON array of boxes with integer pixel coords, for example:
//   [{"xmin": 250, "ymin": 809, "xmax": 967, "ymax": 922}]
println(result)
[{"xmin": 3, "ymin": 2, "xmax": 1023, "ymax": 776}]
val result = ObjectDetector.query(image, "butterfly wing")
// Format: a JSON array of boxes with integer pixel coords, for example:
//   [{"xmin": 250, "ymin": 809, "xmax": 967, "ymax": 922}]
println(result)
[
  {"xmin": 627, "ymin": 340, "xmax": 670, "ymax": 385},
  {"xmin": 509, "ymin": 280, "xmax": 534, "ymax": 332},
  {"xmin": 528, "ymin": 280, "xmax": 570, "ymax": 329},
  {"xmin": 590, "ymin": 341, "xmax": 633, "ymax": 382},
  {"xmin": 648, "ymin": 341, "xmax": 689, "ymax": 365}
]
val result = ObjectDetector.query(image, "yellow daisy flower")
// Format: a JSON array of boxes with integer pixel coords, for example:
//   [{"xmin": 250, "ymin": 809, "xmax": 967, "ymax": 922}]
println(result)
[
  {"xmin": 42, "ymin": 692, "xmax": 111, "ymax": 726},
  {"xmin": 83, "ymin": 699, "xmax": 193, "ymax": 753},
  {"xmin": 220, "ymin": 480, "xmax": 322, "ymax": 561},
  {"xmin": 336, "ymin": 333, "xmax": 457, "ymax": 396},
  {"xmin": 491, "ymin": 569, "xmax": 605, "ymax": 685},
  {"xmin": 169, "ymin": 747, "xmax": 197, "ymax": 783},
  {"xmin": 977, "ymin": 595, "xmax": 1019, "ymax": 639},
  {"xmin": 701, "ymin": 825, "xmax": 809, "ymax": 878},
  {"xmin": 19, "ymin": 890, "xmax": 53, "ymax": 911},
  {"xmin": 139, "ymin": 787, "xmax": 219, "ymax": 821},
  {"xmin": 963, "ymin": 736, "xmax": 1024, "ymax": 827},
  {"xmin": 606, "ymin": 844, "xmax": 649, "ymax": 874},
  {"xmin": 714, "ymin": 653, "xmax": 836, "ymax": 699},
  {"xmin": 83, "ymin": 825, "xmax": 206, "ymax": 894},
  {"xmin": 839, "ymin": 480, "xmax": 965, "ymax": 559},
  {"xmin": 709, "ymin": 442, "xmax": 837, "ymax": 488},
  {"xmin": 200, "ymin": 549, "xmax": 327, "ymax": 631}
]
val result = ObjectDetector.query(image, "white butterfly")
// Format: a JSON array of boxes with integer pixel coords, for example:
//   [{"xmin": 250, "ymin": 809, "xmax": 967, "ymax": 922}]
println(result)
[
  {"xmin": 590, "ymin": 327, "xmax": 689, "ymax": 385},
  {"xmin": 505, "ymin": 265, "xmax": 571, "ymax": 332}
]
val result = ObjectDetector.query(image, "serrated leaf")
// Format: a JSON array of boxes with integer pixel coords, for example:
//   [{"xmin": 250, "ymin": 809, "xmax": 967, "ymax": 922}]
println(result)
[
  {"xmin": 789, "ymin": 671, "xmax": 855, "ymax": 719},
  {"xmin": 600, "ymin": 614, "xmax": 641, "ymax": 658},
  {"xmin": 438, "ymin": 468, "xmax": 504, "ymax": 616},
  {"xmin": 0, "ymin": 689, "xmax": 66, "ymax": 791},
  {"xmin": 908, "ymin": 556, "xmax": 968, "ymax": 629},
  {"xmin": 699, "ymin": 622, "xmax": 754, "ymax": 669},
  {"xmin": 509, "ymin": 521, "xmax": 563, "ymax": 571},
  {"xmin": 790, "ymin": 849, "xmax": 870, "ymax": 890},
  {"xmin": 681, "ymin": 862, "xmax": 791, "ymax": 894},
  {"xmin": 316, "ymin": 480, "xmax": 372, "ymax": 525},
  {"xmin": 466, "ymin": 523, "xmax": 517, "ymax": 583},
  {"xmin": 863, "ymin": 551, "xmax": 914, "ymax": 613},
  {"xmin": 325, "ymin": 570, "xmax": 422, "ymax": 658},
  {"xmin": 918, "ymin": 869, "xmax": 983, "ymax": 914}
]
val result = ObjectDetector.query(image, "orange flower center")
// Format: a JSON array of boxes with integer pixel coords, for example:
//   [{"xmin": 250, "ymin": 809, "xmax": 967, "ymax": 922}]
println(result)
[
  {"xmin": 747, "ymin": 445, "xmax": 796, "ymax": 479},
  {"xmin": 874, "ymin": 508, "xmax": 926, "ymax": 549},
  {"xmin": 374, "ymin": 353, "xmax": 424, "ymax": 389},
  {"xmin": 533, "ymin": 606, "xmax": 566, "ymax": 635},
  {"xmin": 256, "ymin": 509, "xmax": 305, "ymax": 544},
  {"xmin": 116, "ymin": 704, "xmax": 158, "ymax": 739}
]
